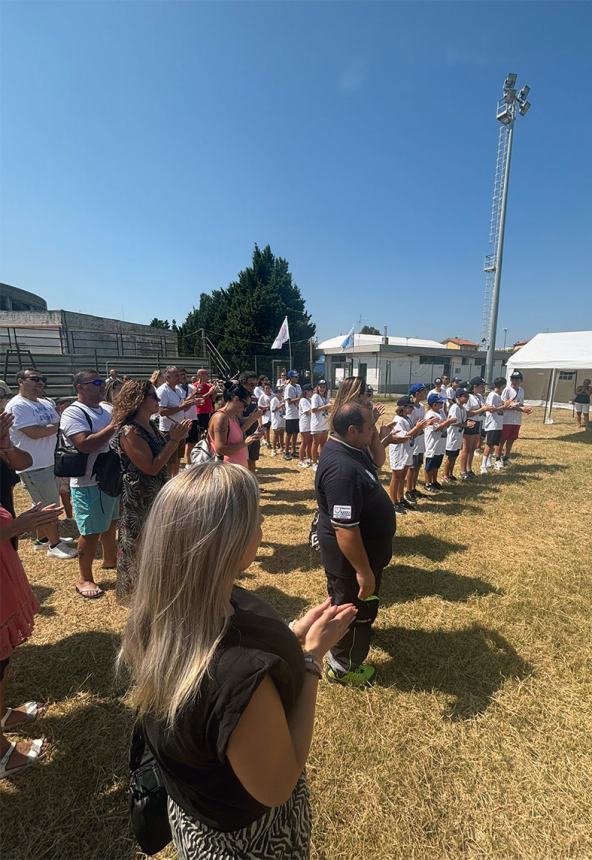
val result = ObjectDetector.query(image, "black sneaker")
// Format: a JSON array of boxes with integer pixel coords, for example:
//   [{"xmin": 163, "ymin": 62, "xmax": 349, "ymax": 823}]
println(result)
[
  {"xmin": 404, "ymin": 492, "xmax": 417, "ymax": 505},
  {"xmin": 283, "ymin": 452, "xmax": 292, "ymax": 461},
  {"xmin": 433, "ymin": 481, "xmax": 443, "ymax": 490},
  {"xmin": 459, "ymin": 472, "xmax": 470, "ymax": 480},
  {"xmin": 401, "ymin": 498, "xmax": 415, "ymax": 510},
  {"xmin": 393, "ymin": 502, "xmax": 407, "ymax": 514},
  {"xmin": 467, "ymin": 470, "xmax": 476, "ymax": 479},
  {"xmin": 424, "ymin": 483, "xmax": 437, "ymax": 493},
  {"xmin": 412, "ymin": 488, "xmax": 425, "ymax": 498},
  {"xmin": 448, "ymin": 475, "xmax": 458, "ymax": 482}
]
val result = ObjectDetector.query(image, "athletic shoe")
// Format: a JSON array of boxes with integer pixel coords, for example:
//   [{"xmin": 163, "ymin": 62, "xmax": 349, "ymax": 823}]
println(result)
[
  {"xmin": 432, "ymin": 481, "xmax": 443, "ymax": 490},
  {"xmin": 326, "ymin": 664, "xmax": 376, "ymax": 687},
  {"xmin": 448, "ymin": 475, "xmax": 458, "ymax": 482},
  {"xmin": 412, "ymin": 489, "xmax": 425, "ymax": 498},
  {"xmin": 404, "ymin": 492, "xmax": 417, "ymax": 505},
  {"xmin": 283, "ymin": 453, "xmax": 292, "ymax": 461},
  {"xmin": 467, "ymin": 470, "xmax": 476, "ymax": 478},
  {"xmin": 494, "ymin": 461, "xmax": 504, "ymax": 471},
  {"xmin": 33, "ymin": 540, "xmax": 49, "ymax": 551},
  {"xmin": 270, "ymin": 450, "xmax": 277, "ymax": 457},
  {"xmin": 401, "ymin": 498, "xmax": 415, "ymax": 510},
  {"xmin": 393, "ymin": 502, "xmax": 407, "ymax": 514},
  {"xmin": 424, "ymin": 483, "xmax": 439, "ymax": 493},
  {"xmin": 480, "ymin": 466, "xmax": 489, "ymax": 475},
  {"xmin": 442, "ymin": 476, "xmax": 452, "ymax": 483},
  {"xmin": 59, "ymin": 536, "xmax": 76, "ymax": 544},
  {"xmin": 47, "ymin": 541, "xmax": 78, "ymax": 560},
  {"xmin": 459, "ymin": 472, "xmax": 470, "ymax": 480},
  {"xmin": 312, "ymin": 463, "xmax": 318, "ymax": 472},
  {"xmin": 298, "ymin": 461, "xmax": 306, "ymax": 467}
]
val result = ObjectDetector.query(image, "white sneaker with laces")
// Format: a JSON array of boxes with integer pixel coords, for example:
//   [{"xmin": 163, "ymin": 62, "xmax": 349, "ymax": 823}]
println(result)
[
  {"xmin": 494, "ymin": 461, "xmax": 504, "ymax": 471},
  {"xmin": 47, "ymin": 541, "xmax": 78, "ymax": 560},
  {"xmin": 480, "ymin": 466, "xmax": 489, "ymax": 476}
]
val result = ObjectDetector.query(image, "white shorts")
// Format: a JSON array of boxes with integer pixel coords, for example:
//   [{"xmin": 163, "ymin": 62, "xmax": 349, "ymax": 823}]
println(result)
[
  {"xmin": 389, "ymin": 443, "xmax": 413, "ymax": 471},
  {"xmin": 575, "ymin": 402, "xmax": 590, "ymax": 414}
]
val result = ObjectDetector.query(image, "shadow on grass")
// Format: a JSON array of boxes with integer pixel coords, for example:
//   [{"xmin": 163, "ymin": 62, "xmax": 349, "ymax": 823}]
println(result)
[
  {"xmin": 252, "ymin": 585, "xmax": 309, "ymax": 620},
  {"xmin": 259, "ymin": 502, "xmax": 314, "ymax": 517},
  {"xmin": 256, "ymin": 541, "xmax": 319, "ymax": 574},
  {"xmin": 375, "ymin": 624, "xmax": 532, "ymax": 720},
  {"xmin": 30, "ymin": 584, "xmax": 56, "ymax": 618},
  {"xmin": 393, "ymin": 534, "xmax": 468, "ymax": 561},
  {"xmin": 380, "ymin": 564, "xmax": 499, "ymax": 605},
  {"xmin": 269, "ymin": 488, "xmax": 316, "ymax": 503},
  {"xmin": 0, "ymin": 698, "xmax": 136, "ymax": 860},
  {"xmin": 522, "ymin": 430, "xmax": 591, "ymax": 444}
]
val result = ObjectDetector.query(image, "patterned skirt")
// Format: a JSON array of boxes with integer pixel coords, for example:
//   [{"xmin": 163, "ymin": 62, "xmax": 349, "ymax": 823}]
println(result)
[{"xmin": 168, "ymin": 774, "xmax": 311, "ymax": 859}]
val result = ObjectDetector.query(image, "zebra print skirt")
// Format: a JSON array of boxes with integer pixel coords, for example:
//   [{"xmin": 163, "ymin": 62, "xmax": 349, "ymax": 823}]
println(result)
[{"xmin": 167, "ymin": 774, "xmax": 311, "ymax": 859}]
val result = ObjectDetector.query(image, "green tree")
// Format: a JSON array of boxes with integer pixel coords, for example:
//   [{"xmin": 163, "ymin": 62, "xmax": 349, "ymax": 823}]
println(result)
[
  {"xmin": 149, "ymin": 318, "xmax": 171, "ymax": 329},
  {"xmin": 360, "ymin": 325, "xmax": 381, "ymax": 335}
]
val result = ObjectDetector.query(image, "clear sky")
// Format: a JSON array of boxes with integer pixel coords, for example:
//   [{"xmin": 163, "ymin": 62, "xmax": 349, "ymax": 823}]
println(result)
[{"xmin": 1, "ymin": 1, "xmax": 590, "ymax": 346}]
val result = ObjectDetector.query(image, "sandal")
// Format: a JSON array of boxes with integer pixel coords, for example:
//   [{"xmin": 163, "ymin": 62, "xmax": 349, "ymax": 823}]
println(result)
[
  {"xmin": 75, "ymin": 584, "xmax": 104, "ymax": 599},
  {"xmin": 1, "ymin": 701, "xmax": 45, "ymax": 731},
  {"xmin": 0, "ymin": 738, "xmax": 45, "ymax": 780}
]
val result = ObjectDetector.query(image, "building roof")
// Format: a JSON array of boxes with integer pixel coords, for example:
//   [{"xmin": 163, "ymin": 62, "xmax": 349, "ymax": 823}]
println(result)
[
  {"xmin": 318, "ymin": 333, "xmax": 446, "ymax": 353},
  {"xmin": 441, "ymin": 337, "xmax": 479, "ymax": 347}
]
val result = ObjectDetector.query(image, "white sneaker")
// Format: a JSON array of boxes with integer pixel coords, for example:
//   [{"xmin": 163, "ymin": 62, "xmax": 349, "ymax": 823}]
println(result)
[
  {"xmin": 312, "ymin": 464, "xmax": 318, "ymax": 472},
  {"xmin": 298, "ymin": 461, "xmax": 305, "ymax": 468},
  {"xmin": 494, "ymin": 461, "xmax": 504, "ymax": 471},
  {"xmin": 47, "ymin": 541, "xmax": 78, "ymax": 560},
  {"xmin": 270, "ymin": 450, "xmax": 276, "ymax": 457},
  {"xmin": 60, "ymin": 536, "xmax": 75, "ymax": 544},
  {"xmin": 480, "ymin": 466, "xmax": 489, "ymax": 475}
]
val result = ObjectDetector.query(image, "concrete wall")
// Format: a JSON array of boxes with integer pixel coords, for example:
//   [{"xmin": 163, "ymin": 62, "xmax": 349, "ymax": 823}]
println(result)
[{"xmin": 0, "ymin": 283, "xmax": 47, "ymax": 312}]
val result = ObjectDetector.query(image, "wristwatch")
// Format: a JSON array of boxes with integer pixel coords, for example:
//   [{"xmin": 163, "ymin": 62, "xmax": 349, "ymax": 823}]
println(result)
[{"xmin": 302, "ymin": 651, "xmax": 323, "ymax": 680}]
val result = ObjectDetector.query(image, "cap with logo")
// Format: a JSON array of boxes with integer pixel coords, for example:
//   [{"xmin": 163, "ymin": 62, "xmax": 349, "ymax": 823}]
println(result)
[
  {"xmin": 287, "ymin": 370, "xmax": 299, "ymax": 378},
  {"xmin": 510, "ymin": 371, "xmax": 523, "ymax": 380},
  {"xmin": 409, "ymin": 383, "xmax": 427, "ymax": 395},
  {"xmin": 433, "ymin": 377, "xmax": 442, "ymax": 386},
  {"xmin": 455, "ymin": 388, "xmax": 469, "ymax": 399},
  {"xmin": 427, "ymin": 392, "xmax": 447, "ymax": 406},
  {"xmin": 397, "ymin": 395, "xmax": 414, "ymax": 408},
  {"xmin": 470, "ymin": 376, "xmax": 486, "ymax": 386}
]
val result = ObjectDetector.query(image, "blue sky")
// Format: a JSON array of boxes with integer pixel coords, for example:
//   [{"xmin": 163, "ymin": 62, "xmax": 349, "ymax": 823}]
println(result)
[{"xmin": 1, "ymin": 1, "xmax": 590, "ymax": 346}]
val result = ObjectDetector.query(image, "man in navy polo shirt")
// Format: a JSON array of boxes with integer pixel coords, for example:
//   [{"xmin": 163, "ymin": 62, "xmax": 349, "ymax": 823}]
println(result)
[{"xmin": 315, "ymin": 401, "xmax": 395, "ymax": 687}]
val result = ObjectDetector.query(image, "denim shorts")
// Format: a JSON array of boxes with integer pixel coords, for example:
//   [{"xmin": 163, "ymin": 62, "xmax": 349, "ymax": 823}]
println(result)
[
  {"xmin": 19, "ymin": 465, "xmax": 60, "ymax": 507},
  {"xmin": 71, "ymin": 486, "xmax": 120, "ymax": 536}
]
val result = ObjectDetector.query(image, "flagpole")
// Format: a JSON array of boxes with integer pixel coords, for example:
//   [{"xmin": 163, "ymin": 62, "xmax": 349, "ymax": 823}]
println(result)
[{"xmin": 288, "ymin": 335, "xmax": 292, "ymax": 371}]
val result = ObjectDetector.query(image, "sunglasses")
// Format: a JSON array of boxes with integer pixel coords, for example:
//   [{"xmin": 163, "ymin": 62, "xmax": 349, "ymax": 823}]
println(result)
[
  {"xmin": 83, "ymin": 379, "xmax": 105, "ymax": 387},
  {"xmin": 25, "ymin": 375, "xmax": 47, "ymax": 384}
]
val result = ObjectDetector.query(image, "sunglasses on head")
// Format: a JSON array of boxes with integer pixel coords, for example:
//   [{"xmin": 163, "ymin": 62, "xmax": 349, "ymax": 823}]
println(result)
[
  {"xmin": 26, "ymin": 375, "xmax": 47, "ymax": 384},
  {"xmin": 84, "ymin": 379, "xmax": 104, "ymax": 387}
]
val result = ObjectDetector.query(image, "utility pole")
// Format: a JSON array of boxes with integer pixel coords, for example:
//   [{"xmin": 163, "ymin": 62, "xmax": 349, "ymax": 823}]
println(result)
[{"xmin": 482, "ymin": 73, "xmax": 531, "ymax": 385}]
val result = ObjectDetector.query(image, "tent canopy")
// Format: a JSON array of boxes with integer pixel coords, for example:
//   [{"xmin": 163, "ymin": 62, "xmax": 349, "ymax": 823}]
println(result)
[{"xmin": 507, "ymin": 331, "xmax": 592, "ymax": 373}]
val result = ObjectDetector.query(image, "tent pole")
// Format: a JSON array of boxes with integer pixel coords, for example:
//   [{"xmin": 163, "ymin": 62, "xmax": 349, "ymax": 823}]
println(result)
[{"xmin": 543, "ymin": 368, "xmax": 558, "ymax": 424}]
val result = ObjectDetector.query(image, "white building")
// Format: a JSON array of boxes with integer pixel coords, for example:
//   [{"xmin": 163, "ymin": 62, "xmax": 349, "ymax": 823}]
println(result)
[{"xmin": 318, "ymin": 333, "xmax": 508, "ymax": 394}]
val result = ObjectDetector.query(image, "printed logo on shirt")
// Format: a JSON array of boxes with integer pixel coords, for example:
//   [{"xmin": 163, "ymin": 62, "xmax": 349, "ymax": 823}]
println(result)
[{"xmin": 332, "ymin": 505, "xmax": 352, "ymax": 519}]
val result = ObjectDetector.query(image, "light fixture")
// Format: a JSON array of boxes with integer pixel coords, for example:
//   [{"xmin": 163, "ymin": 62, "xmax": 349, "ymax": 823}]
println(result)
[
  {"xmin": 518, "ymin": 85, "xmax": 530, "ymax": 101},
  {"xmin": 504, "ymin": 88, "xmax": 516, "ymax": 104},
  {"xmin": 504, "ymin": 73, "xmax": 517, "ymax": 89},
  {"xmin": 519, "ymin": 100, "xmax": 531, "ymax": 116}
]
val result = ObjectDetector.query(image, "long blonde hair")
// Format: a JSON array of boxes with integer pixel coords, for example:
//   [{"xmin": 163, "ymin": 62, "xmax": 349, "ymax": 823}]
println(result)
[
  {"xmin": 329, "ymin": 376, "xmax": 368, "ymax": 431},
  {"xmin": 119, "ymin": 462, "xmax": 260, "ymax": 728}
]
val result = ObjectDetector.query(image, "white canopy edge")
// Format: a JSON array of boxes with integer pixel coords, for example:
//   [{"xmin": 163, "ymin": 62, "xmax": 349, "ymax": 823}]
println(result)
[{"xmin": 506, "ymin": 331, "xmax": 592, "ymax": 374}]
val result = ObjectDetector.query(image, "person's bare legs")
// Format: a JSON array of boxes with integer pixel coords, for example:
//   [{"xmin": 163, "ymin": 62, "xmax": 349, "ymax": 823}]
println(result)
[
  {"xmin": 59, "ymin": 490, "xmax": 73, "ymax": 520},
  {"xmin": 100, "ymin": 519, "xmax": 118, "ymax": 569},
  {"xmin": 77, "ymin": 533, "xmax": 100, "ymax": 586},
  {"xmin": 388, "ymin": 471, "xmax": 398, "ymax": 503},
  {"xmin": 0, "ymin": 672, "xmax": 46, "ymax": 773}
]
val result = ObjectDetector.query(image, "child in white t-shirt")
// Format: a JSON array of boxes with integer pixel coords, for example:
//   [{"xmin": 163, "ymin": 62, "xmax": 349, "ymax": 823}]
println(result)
[
  {"xmin": 269, "ymin": 387, "xmax": 285, "ymax": 456},
  {"xmin": 423, "ymin": 393, "xmax": 455, "ymax": 491},
  {"xmin": 310, "ymin": 380, "xmax": 331, "ymax": 470},
  {"xmin": 443, "ymin": 389, "xmax": 469, "ymax": 482},
  {"xmin": 258, "ymin": 383, "xmax": 273, "ymax": 450},
  {"xmin": 481, "ymin": 377, "xmax": 509, "ymax": 473},
  {"xmin": 297, "ymin": 384, "xmax": 313, "ymax": 467},
  {"xmin": 387, "ymin": 396, "xmax": 425, "ymax": 513}
]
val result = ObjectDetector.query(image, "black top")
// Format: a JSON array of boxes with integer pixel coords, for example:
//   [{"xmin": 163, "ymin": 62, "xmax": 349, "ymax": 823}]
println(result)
[
  {"xmin": 0, "ymin": 460, "xmax": 19, "ymax": 548},
  {"xmin": 144, "ymin": 586, "xmax": 305, "ymax": 832},
  {"xmin": 574, "ymin": 391, "xmax": 590, "ymax": 404},
  {"xmin": 315, "ymin": 436, "xmax": 396, "ymax": 578}
]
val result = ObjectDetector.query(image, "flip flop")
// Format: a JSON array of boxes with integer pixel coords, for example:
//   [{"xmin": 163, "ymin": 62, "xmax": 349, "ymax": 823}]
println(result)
[
  {"xmin": 1, "ymin": 701, "xmax": 45, "ymax": 731},
  {"xmin": 0, "ymin": 738, "xmax": 45, "ymax": 780},
  {"xmin": 75, "ymin": 584, "xmax": 104, "ymax": 599}
]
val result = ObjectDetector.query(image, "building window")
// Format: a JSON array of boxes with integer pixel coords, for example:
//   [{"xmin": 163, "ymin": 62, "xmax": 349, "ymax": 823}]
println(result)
[
  {"xmin": 559, "ymin": 371, "xmax": 575, "ymax": 380},
  {"xmin": 419, "ymin": 355, "xmax": 446, "ymax": 365}
]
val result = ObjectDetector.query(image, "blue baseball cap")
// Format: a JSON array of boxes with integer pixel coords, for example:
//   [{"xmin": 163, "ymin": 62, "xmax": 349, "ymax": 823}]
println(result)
[
  {"xmin": 409, "ymin": 383, "xmax": 427, "ymax": 395},
  {"xmin": 427, "ymin": 392, "xmax": 447, "ymax": 406},
  {"xmin": 287, "ymin": 370, "xmax": 299, "ymax": 378}
]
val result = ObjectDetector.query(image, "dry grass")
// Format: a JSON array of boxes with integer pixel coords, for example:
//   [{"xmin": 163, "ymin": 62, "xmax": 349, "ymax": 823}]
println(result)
[{"xmin": 1, "ymin": 410, "xmax": 591, "ymax": 860}]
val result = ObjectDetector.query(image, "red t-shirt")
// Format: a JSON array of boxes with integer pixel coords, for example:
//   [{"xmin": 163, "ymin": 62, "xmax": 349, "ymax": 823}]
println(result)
[{"xmin": 194, "ymin": 382, "xmax": 215, "ymax": 414}]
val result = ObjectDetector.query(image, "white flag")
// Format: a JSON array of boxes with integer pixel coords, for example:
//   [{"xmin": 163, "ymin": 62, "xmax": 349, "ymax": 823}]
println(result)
[
  {"xmin": 272, "ymin": 316, "xmax": 290, "ymax": 350},
  {"xmin": 341, "ymin": 325, "xmax": 355, "ymax": 351}
]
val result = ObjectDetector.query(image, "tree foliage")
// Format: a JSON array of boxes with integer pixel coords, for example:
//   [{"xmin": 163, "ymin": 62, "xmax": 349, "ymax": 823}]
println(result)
[
  {"xmin": 360, "ymin": 325, "xmax": 381, "ymax": 335},
  {"xmin": 149, "ymin": 318, "xmax": 171, "ymax": 329},
  {"xmin": 177, "ymin": 245, "xmax": 315, "ymax": 368}
]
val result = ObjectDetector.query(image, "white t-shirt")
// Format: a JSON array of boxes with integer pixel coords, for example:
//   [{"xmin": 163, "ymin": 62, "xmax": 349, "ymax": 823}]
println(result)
[
  {"xmin": 60, "ymin": 402, "xmax": 113, "ymax": 488},
  {"xmin": 254, "ymin": 386, "xmax": 265, "ymax": 400},
  {"xmin": 483, "ymin": 391, "xmax": 504, "ymax": 432},
  {"xmin": 157, "ymin": 383, "xmax": 185, "ymax": 432},
  {"xmin": 310, "ymin": 393, "xmax": 329, "ymax": 433},
  {"xmin": 446, "ymin": 403, "xmax": 467, "ymax": 452},
  {"xmin": 467, "ymin": 393, "xmax": 485, "ymax": 424},
  {"xmin": 182, "ymin": 383, "xmax": 198, "ymax": 421},
  {"xmin": 5, "ymin": 394, "xmax": 60, "ymax": 473},
  {"xmin": 258, "ymin": 393, "xmax": 272, "ymax": 424},
  {"xmin": 446, "ymin": 386, "xmax": 458, "ymax": 401},
  {"xmin": 409, "ymin": 402, "xmax": 425, "ymax": 455},
  {"xmin": 270, "ymin": 397, "xmax": 285, "ymax": 430},
  {"xmin": 501, "ymin": 385, "xmax": 524, "ymax": 426},
  {"xmin": 388, "ymin": 416, "xmax": 414, "ymax": 470},
  {"xmin": 298, "ymin": 397, "xmax": 312, "ymax": 433},
  {"xmin": 284, "ymin": 384, "xmax": 301, "ymax": 420},
  {"xmin": 424, "ymin": 408, "xmax": 448, "ymax": 457}
]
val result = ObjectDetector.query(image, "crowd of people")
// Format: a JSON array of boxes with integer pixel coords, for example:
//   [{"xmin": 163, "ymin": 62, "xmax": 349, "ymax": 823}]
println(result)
[{"xmin": 0, "ymin": 360, "xmax": 580, "ymax": 856}]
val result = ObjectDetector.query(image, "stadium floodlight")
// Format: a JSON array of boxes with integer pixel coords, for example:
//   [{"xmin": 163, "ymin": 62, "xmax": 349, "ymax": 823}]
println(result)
[
  {"xmin": 482, "ymin": 73, "xmax": 533, "ymax": 386},
  {"xmin": 504, "ymin": 73, "xmax": 518, "ymax": 89}
]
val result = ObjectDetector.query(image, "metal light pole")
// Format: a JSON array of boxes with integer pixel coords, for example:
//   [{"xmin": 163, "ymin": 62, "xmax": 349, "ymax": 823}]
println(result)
[
  {"xmin": 482, "ymin": 74, "xmax": 531, "ymax": 385},
  {"xmin": 503, "ymin": 328, "xmax": 508, "ymax": 350}
]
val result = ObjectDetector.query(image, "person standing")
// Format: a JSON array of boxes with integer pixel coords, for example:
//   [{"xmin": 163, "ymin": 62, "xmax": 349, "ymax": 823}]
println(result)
[
  {"xmin": 446, "ymin": 377, "xmax": 462, "ymax": 402},
  {"xmin": 177, "ymin": 369, "xmax": 201, "ymax": 465},
  {"xmin": 157, "ymin": 367, "xmax": 195, "ymax": 478},
  {"xmin": 315, "ymin": 401, "xmax": 396, "ymax": 686},
  {"xmin": 238, "ymin": 371, "xmax": 263, "ymax": 476},
  {"xmin": 298, "ymin": 385, "xmax": 313, "ymax": 467},
  {"xmin": 423, "ymin": 393, "xmax": 455, "ymax": 491},
  {"xmin": 60, "ymin": 371, "xmax": 119, "ymax": 599},
  {"xmin": 5, "ymin": 370, "xmax": 76, "ymax": 559},
  {"xmin": 193, "ymin": 369, "xmax": 216, "ymax": 439},
  {"xmin": 104, "ymin": 369, "xmax": 123, "ymax": 405},
  {"xmin": 387, "ymin": 396, "xmax": 422, "ymax": 513},
  {"xmin": 310, "ymin": 380, "xmax": 330, "ymax": 470},
  {"xmin": 500, "ymin": 370, "xmax": 532, "ymax": 461},
  {"xmin": 459, "ymin": 377, "xmax": 488, "ymax": 480},
  {"xmin": 481, "ymin": 377, "xmax": 509, "ymax": 474},
  {"xmin": 283, "ymin": 371, "xmax": 302, "ymax": 461},
  {"xmin": 405, "ymin": 383, "xmax": 428, "ymax": 504},
  {"xmin": 443, "ymin": 388, "xmax": 469, "ymax": 482},
  {"xmin": 208, "ymin": 383, "xmax": 262, "ymax": 468},
  {"xmin": 257, "ymin": 382, "xmax": 273, "ymax": 449},
  {"xmin": 269, "ymin": 386, "xmax": 285, "ymax": 456}
]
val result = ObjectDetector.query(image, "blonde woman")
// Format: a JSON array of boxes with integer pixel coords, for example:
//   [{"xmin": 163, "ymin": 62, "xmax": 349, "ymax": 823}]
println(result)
[
  {"xmin": 329, "ymin": 376, "xmax": 386, "ymax": 467},
  {"xmin": 120, "ymin": 463, "xmax": 355, "ymax": 858}
]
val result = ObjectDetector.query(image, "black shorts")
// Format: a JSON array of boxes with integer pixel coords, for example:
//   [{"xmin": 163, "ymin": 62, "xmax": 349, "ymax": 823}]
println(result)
[
  {"xmin": 425, "ymin": 454, "xmax": 444, "ymax": 471},
  {"xmin": 286, "ymin": 418, "xmax": 300, "ymax": 436},
  {"xmin": 248, "ymin": 440, "xmax": 261, "ymax": 462},
  {"xmin": 0, "ymin": 656, "xmax": 9, "ymax": 682},
  {"xmin": 197, "ymin": 413, "xmax": 212, "ymax": 431},
  {"xmin": 187, "ymin": 420, "xmax": 200, "ymax": 443},
  {"xmin": 464, "ymin": 424, "xmax": 481, "ymax": 437},
  {"xmin": 486, "ymin": 429, "xmax": 502, "ymax": 446},
  {"xmin": 445, "ymin": 449, "xmax": 460, "ymax": 461},
  {"xmin": 412, "ymin": 453, "xmax": 424, "ymax": 469}
]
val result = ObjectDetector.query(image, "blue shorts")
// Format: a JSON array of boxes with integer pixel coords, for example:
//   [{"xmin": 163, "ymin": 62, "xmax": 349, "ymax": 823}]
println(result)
[
  {"xmin": 425, "ymin": 454, "xmax": 444, "ymax": 472},
  {"xmin": 71, "ymin": 486, "xmax": 120, "ymax": 536}
]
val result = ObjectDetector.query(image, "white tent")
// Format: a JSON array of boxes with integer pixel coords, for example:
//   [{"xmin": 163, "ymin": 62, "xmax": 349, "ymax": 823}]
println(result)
[{"xmin": 506, "ymin": 331, "xmax": 592, "ymax": 423}]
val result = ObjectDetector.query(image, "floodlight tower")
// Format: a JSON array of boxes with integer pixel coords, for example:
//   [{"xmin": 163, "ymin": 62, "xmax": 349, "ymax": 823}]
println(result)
[{"xmin": 481, "ymin": 73, "xmax": 531, "ymax": 384}]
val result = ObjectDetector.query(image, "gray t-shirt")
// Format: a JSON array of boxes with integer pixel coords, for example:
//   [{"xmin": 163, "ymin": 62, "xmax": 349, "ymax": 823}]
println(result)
[{"xmin": 60, "ymin": 402, "xmax": 113, "ymax": 488}]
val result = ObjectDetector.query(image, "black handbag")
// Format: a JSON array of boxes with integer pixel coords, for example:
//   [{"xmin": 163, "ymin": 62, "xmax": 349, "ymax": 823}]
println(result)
[
  {"xmin": 54, "ymin": 407, "xmax": 92, "ymax": 477},
  {"xmin": 129, "ymin": 721, "xmax": 172, "ymax": 856},
  {"xmin": 92, "ymin": 449, "xmax": 122, "ymax": 497}
]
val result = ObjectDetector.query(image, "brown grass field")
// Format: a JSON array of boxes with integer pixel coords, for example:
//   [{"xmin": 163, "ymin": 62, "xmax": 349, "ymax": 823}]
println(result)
[{"xmin": 1, "ymin": 409, "xmax": 591, "ymax": 860}]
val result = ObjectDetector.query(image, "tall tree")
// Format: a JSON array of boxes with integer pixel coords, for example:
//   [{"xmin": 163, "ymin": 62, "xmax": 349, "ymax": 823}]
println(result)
[
  {"xmin": 149, "ymin": 318, "xmax": 171, "ymax": 329},
  {"xmin": 360, "ymin": 325, "xmax": 381, "ymax": 335}
]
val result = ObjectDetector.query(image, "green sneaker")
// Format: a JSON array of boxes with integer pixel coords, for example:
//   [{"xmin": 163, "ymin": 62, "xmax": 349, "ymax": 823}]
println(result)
[{"xmin": 326, "ymin": 664, "xmax": 376, "ymax": 687}]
